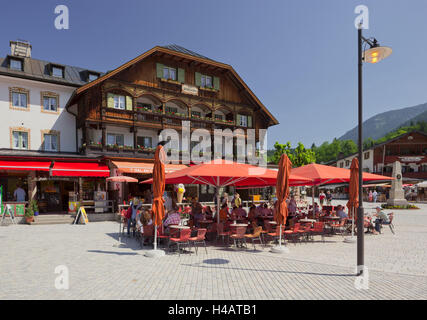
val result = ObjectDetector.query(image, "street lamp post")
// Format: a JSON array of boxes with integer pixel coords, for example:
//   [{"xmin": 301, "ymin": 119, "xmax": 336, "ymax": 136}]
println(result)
[{"xmin": 357, "ymin": 25, "xmax": 392, "ymax": 274}]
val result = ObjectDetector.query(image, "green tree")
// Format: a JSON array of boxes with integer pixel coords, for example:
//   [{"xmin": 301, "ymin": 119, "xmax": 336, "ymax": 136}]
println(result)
[{"xmin": 271, "ymin": 141, "xmax": 316, "ymax": 167}]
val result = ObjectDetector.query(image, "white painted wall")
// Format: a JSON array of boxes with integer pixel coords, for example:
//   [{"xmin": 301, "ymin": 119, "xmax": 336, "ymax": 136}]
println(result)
[
  {"xmin": 0, "ymin": 75, "xmax": 76, "ymax": 152},
  {"xmin": 336, "ymin": 149, "xmax": 374, "ymax": 172}
]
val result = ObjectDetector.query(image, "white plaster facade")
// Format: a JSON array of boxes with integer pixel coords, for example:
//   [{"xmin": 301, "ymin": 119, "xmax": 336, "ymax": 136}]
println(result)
[
  {"xmin": 336, "ymin": 149, "xmax": 374, "ymax": 172},
  {"xmin": 0, "ymin": 75, "xmax": 77, "ymax": 152}
]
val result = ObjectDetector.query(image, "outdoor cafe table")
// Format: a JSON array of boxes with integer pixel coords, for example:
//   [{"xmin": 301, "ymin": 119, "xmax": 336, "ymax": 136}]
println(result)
[
  {"xmin": 299, "ymin": 218, "xmax": 317, "ymax": 227},
  {"xmin": 169, "ymin": 225, "xmax": 190, "ymax": 230},
  {"xmin": 229, "ymin": 223, "xmax": 249, "ymax": 233},
  {"xmin": 323, "ymin": 216, "xmax": 340, "ymax": 221}
]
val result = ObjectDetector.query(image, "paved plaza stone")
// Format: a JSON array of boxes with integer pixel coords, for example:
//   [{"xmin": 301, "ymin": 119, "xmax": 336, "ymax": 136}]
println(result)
[{"xmin": 1, "ymin": 201, "xmax": 427, "ymax": 300}]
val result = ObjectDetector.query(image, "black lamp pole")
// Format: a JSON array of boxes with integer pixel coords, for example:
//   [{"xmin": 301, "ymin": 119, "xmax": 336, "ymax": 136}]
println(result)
[{"xmin": 357, "ymin": 26, "xmax": 365, "ymax": 274}]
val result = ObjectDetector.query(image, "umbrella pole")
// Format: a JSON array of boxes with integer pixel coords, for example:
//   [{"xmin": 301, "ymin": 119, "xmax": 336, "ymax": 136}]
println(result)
[
  {"xmin": 344, "ymin": 207, "xmax": 357, "ymax": 243},
  {"xmin": 154, "ymin": 225, "xmax": 158, "ymax": 251},
  {"xmin": 312, "ymin": 186, "xmax": 315, "ymax": 218},
  {"xmin": 271, "ymin": 222, "xmax": 289, "ymax": 253},
  {"xmin": 352, "ymin": 207, "xmax": 355, "ymax": 237},
  {"xmin": 217, "ymin": 187, "xmax": 220, "ymax": 225}
]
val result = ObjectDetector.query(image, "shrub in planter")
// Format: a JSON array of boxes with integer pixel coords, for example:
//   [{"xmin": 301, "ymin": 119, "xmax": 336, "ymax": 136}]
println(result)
[
  {"xmin": 25, "ymin": 205, "xmax": 34, "ymax": 223},
  {"xmin": 29, "ymin": 199, "xmax": 39, "ymax": 216}
]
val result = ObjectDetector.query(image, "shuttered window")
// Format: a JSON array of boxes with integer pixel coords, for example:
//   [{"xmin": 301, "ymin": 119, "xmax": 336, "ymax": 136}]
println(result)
[
  {"xmin": 237, "ymin": 114, "xmax": 253, "ymax": 127},
  {"xmin": 107, "ymin": 93, "xmax": 132, "ymax": 110},
  {"xmin": 12, "ymin": 131, "xmax": 28, "ymax": 150}
]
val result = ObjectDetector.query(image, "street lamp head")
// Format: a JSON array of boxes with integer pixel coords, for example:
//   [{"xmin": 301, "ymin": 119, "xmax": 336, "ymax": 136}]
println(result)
[{"xmin": 363, "ymin": 40, "xmax": 392, "ymax": 64}]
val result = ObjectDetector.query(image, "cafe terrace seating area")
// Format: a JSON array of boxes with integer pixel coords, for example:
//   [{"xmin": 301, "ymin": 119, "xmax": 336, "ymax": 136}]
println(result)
[{"xmin": 118, "ymin": 201, "xmax": 376, "ymax": 256}]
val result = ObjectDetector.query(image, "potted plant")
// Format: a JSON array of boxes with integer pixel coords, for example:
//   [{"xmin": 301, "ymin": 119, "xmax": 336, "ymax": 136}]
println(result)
[
  {"xmin": 30, "ymin": 199, "xmax": 39, "ymax": 216},
  {"xmin": 25, "ymin": 205, "xmax": 34, "ymax": 224}
]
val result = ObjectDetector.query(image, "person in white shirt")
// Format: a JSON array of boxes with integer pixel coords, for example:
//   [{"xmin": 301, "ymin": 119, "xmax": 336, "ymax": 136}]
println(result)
[{"xmin": 14, "ymin": 185, "xmax": 26, "ymax": 202}]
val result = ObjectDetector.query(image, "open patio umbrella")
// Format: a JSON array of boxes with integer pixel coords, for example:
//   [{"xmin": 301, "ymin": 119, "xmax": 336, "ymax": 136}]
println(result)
[
  {"xmin": 144, "ymin": 144, "xmax": 166, "ymax": 258},
  {"xmin": 345, "ymin": 158, "xmax": 359, "ymax": 243},
  {"xmin": 291, "ymin": 163, "xmax": 393, "ymax": 186},
  {"xmin": 290, "ymin": 163, "xmax": 393, "ymax": 213},
  {"xmin": 272, "ymin": 154, "xmax": 291, "ymax": 253},
  {"xmin": 106, "ymin": 176, "xmax": 138, "ymax": 183},
  {"xmin": 141, "ymin": 159, "xmax": 311, "ymax": 224}
]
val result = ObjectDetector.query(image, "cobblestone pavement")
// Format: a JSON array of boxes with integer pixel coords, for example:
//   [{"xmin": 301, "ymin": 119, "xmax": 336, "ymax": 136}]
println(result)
[{"xmin": 1, "ymin": 201, "xmax": 426, "ymax": 300}]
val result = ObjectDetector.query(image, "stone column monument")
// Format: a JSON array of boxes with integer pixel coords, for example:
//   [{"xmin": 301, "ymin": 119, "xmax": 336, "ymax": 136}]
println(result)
[{"xmin": 387, "ymin": 161, "xmax": 408, "ymax": 206}]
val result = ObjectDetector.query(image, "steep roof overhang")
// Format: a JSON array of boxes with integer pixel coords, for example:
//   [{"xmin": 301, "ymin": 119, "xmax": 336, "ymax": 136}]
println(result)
[{"xmin": 65, "ymin": 46, "xmax": 279, "ymax": 126}]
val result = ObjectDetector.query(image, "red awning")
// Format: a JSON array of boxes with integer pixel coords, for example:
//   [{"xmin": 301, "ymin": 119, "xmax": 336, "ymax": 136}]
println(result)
[
  {"xmin": 52, "ymin": 162, "xmax": 110, "ymax": 177},
  {"xmin": 112, "ymin": 161, "xmax": 187, "ymax": 174},
  {"xmin": 0, "ymin": 160, "xmax": 51, "ymax": 171}
]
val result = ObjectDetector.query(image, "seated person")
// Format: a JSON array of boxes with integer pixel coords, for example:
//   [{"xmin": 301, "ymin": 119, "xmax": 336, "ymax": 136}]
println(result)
[
  {"xmin": 288, "ymin": 196, "xmax": 297, "ymax": 215},
  {"xmin": 363, "ymin": 214, "xmax": 377, "ymax": 234},
  {"xmin": 191, "ymin": 202, "xmax": 204, "ymax": 227},
  {"xmin": 373, "ymin": 206, "xmax": 389, "ymax": 233},
  {"xmin": 313, "ymin": 202, "xmax": 321, "ymax": 217},
  {"xmin": 335, "ymin": 205, "xmax": 348, "ymax": 221},
  {"xmin": 219, "ymin": 203, "xmax": 229, "ymax": 222},
  {"xmin": 163, "ymin": 201, "xmax": 181, "ymax": 233},
  {"xmin": 203, "ymin": 206, "xmax": 213, "ymax": 220},
  {"xmin": 248, "ymin": 204, "xmax": 257, "ymax": 222},
  {"xmin": 234, "ymin": 205, "xmax": 247, "ymax": 219},
  {"xmin": 261, "ymin": 203, "xmax": 272, "ymax": 216}
]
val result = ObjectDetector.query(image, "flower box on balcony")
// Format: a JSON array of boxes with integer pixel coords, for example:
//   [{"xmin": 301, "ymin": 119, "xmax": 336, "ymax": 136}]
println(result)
[
  {"xmin": 160, "ymin": 78, "xmax": 181, "ymax": 85},
  {"xmin": 199, "ymin": 86, "xmax": 217, "ymax": 92}
]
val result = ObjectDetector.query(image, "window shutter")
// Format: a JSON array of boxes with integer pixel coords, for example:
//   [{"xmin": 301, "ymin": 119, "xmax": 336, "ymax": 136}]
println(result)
[
  {"xmin": 178, "ymin": 68, "xmax": 185, "ymax": 83},
  {"xmin": 213, "ymin": 76, "xmax": 220, "ymax": 90},
  {"xmin": 236, "ymin": 114, "xmax": 241, "ymax": 126},
  {"xmin": 156, "ymin": 63, "xmax": 164, "ymax": 78},
  {"xmin": 107, "ymin": 93, "xmax": 114, "ymax": 108},
  {"xmin": 126, "ymin": 96, "xmax": 133, "ymax": 111},
  {"xmin": 195, "ymin": 72, "xmax": 201, "ymax": 86},
  {"xmin": 248, "ymin": 115, "xmax": 252, "ymax": 128}
]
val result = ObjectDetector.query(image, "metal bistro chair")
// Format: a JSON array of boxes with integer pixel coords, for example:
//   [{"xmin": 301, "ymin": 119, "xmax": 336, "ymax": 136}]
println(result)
[
  {"xmin": 141, "ymin": 224, "xmax": 154, "ymax": 248},
  {"xmin": 230, "ymin": 226, "xmax": 247, "ymax": 248},
  {"xmin": 380, "ymin": 213, "xmax": 395, "ymax": 235},
  {"xmin": 284, "ymin": 223, "xmax": 301, "ymax": 244},
  {"xmin": 189, "ymin": 228, "xmax": 208, "ymax": 255},
  {"xmin": 169, "ymin": 228, "xmax": 192, "ymax": 256},
  {"xmin": 216, "ymin": 223, "xmax": 231, "ymax": 245},
  {"xmin": 244, "ymin": 226, "xmax": 264, "ymax": 250}
]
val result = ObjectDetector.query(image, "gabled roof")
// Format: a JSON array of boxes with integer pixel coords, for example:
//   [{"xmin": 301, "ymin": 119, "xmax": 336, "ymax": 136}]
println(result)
[
  {"xmin": 327, "ymin": 130, "xmax": 427, "ymax": 164},
  {"xmin": 0, "ymin": 55, "xmax": 104, "ymax": 87},
  {"xmin": 160, "ymin": 44, "xmax": 213, "ymax": 61},
  {"xmin": 68, "ymin": 45, "xmax": 278, "ymax": 125}
]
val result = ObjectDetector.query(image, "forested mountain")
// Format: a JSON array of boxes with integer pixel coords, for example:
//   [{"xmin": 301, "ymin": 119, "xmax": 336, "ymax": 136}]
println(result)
[{"xmin": 339, "ymin": 103, "xmax": 427, "ymax": 142}]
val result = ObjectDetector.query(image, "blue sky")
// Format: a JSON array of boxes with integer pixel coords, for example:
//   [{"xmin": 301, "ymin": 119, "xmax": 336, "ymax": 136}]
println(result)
[{"xmin": 1, "ymin": 0, "xmax": 427, "ymax": 148}]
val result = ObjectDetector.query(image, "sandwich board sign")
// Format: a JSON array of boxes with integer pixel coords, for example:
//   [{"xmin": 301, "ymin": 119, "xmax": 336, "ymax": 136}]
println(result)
[
  {"xmin": 1, "ymin": 185, "xmax": 16, "ymax": 225},
  {"xmin": 73, "ymin": 206, "xmax": 89, "ymax": 225}
]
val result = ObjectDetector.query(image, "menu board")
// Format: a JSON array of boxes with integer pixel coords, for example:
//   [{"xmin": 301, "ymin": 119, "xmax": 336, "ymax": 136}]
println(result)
[{"xmin": 15, "ymin": 204, "xmax": 25, "ymax": 216}]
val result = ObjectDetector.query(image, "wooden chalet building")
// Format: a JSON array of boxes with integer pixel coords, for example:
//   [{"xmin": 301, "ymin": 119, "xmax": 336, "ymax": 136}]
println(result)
[
  {"xmin": 66, "ymin": 44, "xmax": 279, "ymax": 200},
  {"xmin": 330, "ymin": 130, "xmax": 427, "ymax": 181}
]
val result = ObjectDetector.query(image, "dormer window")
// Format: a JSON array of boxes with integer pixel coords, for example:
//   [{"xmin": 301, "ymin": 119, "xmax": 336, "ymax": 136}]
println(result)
[
  {"xmin": 10, "ymin": 58, "xmax": 23, "ymax": 71},
  {"xmin": 88, "ymin": 73, "xmax": 99, "ymax": 82},
  {"xmin": 51, "ymin": 65, "xmax": 64, "ymax": 78}
]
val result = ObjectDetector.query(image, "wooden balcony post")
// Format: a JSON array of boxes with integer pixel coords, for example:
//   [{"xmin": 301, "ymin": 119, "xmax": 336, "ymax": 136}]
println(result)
[{"xmin": 102, "ymin": 125, "xmax": 106, "ymax": 151}]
